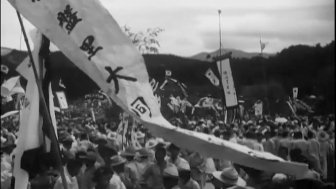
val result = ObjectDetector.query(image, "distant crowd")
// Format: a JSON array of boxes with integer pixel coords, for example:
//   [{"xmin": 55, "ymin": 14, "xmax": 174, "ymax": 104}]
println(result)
[{"xmin": 1, "ymin": 110, "xmax": 335, "ymax": 189}]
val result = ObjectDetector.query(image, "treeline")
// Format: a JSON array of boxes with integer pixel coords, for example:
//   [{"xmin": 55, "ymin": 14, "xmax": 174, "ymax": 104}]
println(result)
[{"xmin": 1, "ymin": 41, "xmax": 334, "ymax": 114}]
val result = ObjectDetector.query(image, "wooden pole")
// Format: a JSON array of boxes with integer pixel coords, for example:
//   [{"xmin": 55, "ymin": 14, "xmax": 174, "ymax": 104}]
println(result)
[{"xmin": 16, "ymin": 11, "xmax": 69, "ymax": 189}]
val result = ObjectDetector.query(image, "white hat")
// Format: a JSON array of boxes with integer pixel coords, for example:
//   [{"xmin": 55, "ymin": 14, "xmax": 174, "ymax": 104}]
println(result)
[
  {"xmin": 163, "ymin": 164, "xmax": 179, "ymax": 177},
  {"xmin": 272, "ymin": 173, "xmax": 288, "ymax": 183},
  {"xmin": 145, "ymin": 139, "xmax": 158, "ymax": 149},
  {"xmin": 212, "ymin": 167, "xmax": 246, "ymax": 187},
  {"xmin": 177, "ymin": 159, "xmax": 190, "ymax": 171}
]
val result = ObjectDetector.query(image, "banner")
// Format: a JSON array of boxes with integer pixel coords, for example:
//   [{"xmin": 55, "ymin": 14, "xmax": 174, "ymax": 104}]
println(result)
[
  {"xmin": 254, "ymin": 100, "xmax": 263, "ymax": 116},
  {"xmin": 9, "ymin": 0, "xmax": 309, "ymax": 178},
  {"xmin": 14, "ymin": 29, "xmax": 44, "ymax": 189},
  {"xmin": 205, "ymin": 68, "xmax": 220, "ymax": 86},
  {"xmin": 217, "ymin": 59, "xmax": 238, "ymax": 107},
  {"xmin": 55, "ymin": 91, "xmax": 68, "ymax": 109},
  {"xmin": 293, "ymin": 87, "xmax": 298, "ymax": 99},
  {"xmin": 1, "ymin": 76, "xmax": 25, "ymax": 97}
]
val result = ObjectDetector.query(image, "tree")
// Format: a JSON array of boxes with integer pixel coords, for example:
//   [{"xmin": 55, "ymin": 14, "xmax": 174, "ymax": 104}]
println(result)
[{"xmin": 122, "ymin": 25, "xmax": 164, "ymax": 54}]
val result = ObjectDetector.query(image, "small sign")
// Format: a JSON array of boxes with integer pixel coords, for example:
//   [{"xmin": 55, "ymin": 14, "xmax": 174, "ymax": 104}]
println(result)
[{"xmin": 56, "ymin": 91, "xmax": 68, "ymax": 109}]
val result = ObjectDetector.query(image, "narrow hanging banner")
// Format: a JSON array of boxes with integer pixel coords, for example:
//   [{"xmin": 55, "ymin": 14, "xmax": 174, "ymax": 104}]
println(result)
[
  {"xmin": 293, "ymin": 87, "xmax": 298, "ymax": 99},
  {"xmin": 8, "ymin": 0, "xmax": 309, "ymax": 178},
  {"xmin": 217, "ymin": 59, "xmax": 238, "ymax": 107}
]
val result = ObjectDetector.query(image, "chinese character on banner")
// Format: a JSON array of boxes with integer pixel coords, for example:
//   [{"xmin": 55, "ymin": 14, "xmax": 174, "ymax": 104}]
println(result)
[
  {"xmin": 57, "ymin": 4, "xmax": 82, "ymax": 34},
  {"xmin": 131, "ymin": 97, "xmax": 152, "ymax": 118},
  {"xmin": 80, "ymin": 35, "xmax": 103, "ymax": 60}
]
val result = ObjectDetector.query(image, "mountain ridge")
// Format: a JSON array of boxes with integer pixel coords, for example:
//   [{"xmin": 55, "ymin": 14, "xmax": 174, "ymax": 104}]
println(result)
[{"xmin": 191, "ymin": 48, "xmax": 274, "ymax": 61}]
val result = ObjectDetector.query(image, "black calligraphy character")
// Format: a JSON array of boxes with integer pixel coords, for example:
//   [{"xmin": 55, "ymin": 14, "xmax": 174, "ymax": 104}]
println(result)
[
  {"xmin": 57, "ymin": 4, "xmax": 82, "ymax": 34},
  {"xmin": 80, "ymin": 36, "xmax": 103, "ymax": 60},
  {"xmin": 104, "ymin": 66, "xmax": 137, "ymax": 94},
  {"xmin": 32, "ymin": 0, "xmax": 40, "ymax": 2}
]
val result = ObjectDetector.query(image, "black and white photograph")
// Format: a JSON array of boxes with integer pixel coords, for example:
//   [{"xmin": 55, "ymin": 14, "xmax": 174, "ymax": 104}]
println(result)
[{"xmin": 1, "ymin": 0, "xmax": 335, "ymax": 189}]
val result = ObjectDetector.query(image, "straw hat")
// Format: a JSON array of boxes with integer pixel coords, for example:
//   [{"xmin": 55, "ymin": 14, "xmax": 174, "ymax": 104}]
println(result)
[
  {"xmin": 212, "ymin": 167, "xmax": 246, "ymax": 187},
  {"xmin": 177, "ymin": 158, "xmax": 190, "ymax": 171},
  {"xmin": 272, "ymin": 173, "xmax": 288, "ymax": 183},
  {"xmin": 137, "ymin": 148, "xmax": 151, "ymax": 157},
  {"xmin": 317, "ymin": 130, "xmax": 329, "ymax": 142},
  {"xmin": 145, "ymin": 139, "xmax": 158, "ymax": 149},
  {"xmin": 163, "ymin": 164, "xmax": 179, "ymax": 177},
  {"xmin": 136, "ymin": 132, "xmax": 145, "ymax": 139},
  {"xmin": 121, "ymin": 146, "xmax": 137, "ymax": 157},
  {"xmin": 110, "ymin": 155, "xmax": 126, "ymax": 167}
]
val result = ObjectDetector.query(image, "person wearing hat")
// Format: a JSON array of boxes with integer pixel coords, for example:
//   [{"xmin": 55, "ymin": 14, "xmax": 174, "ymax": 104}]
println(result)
[
  {"xmin": 92, "ymin": 166, "xmax": 114, "ymax": 189},
  {"xmin": 177, "ymin": 160, "xmax": 200, "ymax": 189},
  {"xmin": 167, "ymin": 143, "xmax": 189, "ymax": 172},
  {"xmin": 142, "ymin": 146, "xmax": 172, "ymax": 189},
  {"xmin": 145, "ymin": 138, "xmax": 159, "ymax": 162},
  {"xmin": 53, "ymin": 158, "xmax": 83, "ymax": 189},
  {"xmin": 317, "ymin": 130, "xmax": 330, "ymax": 180},
  {"xmin": 109, "ymin": 155, "xmax": 127, "ymax": 189},
  {"xmin": 121, "ymin": 146, "xmax": 142, "ymax": 189},
  {"xmin": 211, "ymin": 167, "xmax": 246, "ymax": 189},
  {"xmin": 96, "ymin": 142, "xmax": 118, "ymax": 167},
  {"xmin": 77, "ymin": 151, "xmax": 98, "ymax": 189},
  {"xmin": 162, "ymin": 163, "xmax": 180, "ymax": 189}
]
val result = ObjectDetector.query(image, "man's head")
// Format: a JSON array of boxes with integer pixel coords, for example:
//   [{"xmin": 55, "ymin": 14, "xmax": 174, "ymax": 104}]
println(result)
[
  {"xmin": 167, "ymin": 143, "xmax": 180, "ymax": 160},
  {"xmin": 155, "ymin": 146, "xmax": 166, "ymax": 162}
]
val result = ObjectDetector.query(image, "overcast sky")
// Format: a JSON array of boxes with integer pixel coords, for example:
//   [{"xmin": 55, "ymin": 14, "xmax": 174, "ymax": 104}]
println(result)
[{"xmin": 1, "ymin": 0, "xmax": 334, "ymax": 57}]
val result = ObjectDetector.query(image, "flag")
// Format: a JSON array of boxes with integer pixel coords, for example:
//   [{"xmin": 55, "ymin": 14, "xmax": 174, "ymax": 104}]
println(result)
[
  {"xmin": 254, "ymin": 100, "xmax": 263, "ymax": 116},
  {"xmin": 55, "ymin": 91, "xmax": 68, "ymax": 109},
  {"xmin": 205, "ymin": 68, "xmax": 220, "ymax": 86},
  {"xmin": 1, "ymin": 76, "xmax": 25, "ymax": 97},
  {"xmin": 293, "ymin": 87, "xmax": 298, "ymax": 99},
  {"xmin": 217, "ymin": 59, "xmax": 238, "ymax": 107},
  {"xmin": 9, "ymin": 0, "xmax": 310, "ymax": 177},
  {"xmin": 14, "ymin": 29, "xmax": 45, "ymax": 189}
]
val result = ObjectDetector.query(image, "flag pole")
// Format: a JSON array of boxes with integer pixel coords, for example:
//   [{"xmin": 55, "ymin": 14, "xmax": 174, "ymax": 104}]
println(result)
[{"xmin": 16, "ymin": 11, "xmax": 69, "ymax": 189}]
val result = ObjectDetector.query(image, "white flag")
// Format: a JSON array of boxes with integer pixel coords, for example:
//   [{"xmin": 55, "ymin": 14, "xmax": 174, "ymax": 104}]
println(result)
[
  {"xmin": 205, "ymin": 68, "xmax": 220, "ymax": 86},
  {"xmin": 9, "ymin": 0, "xmax": 309, "ymax": 178},
  {"xmin": 14, "ymin": 29, "xmax": 44, "ymax": 189},
  {"xmin": 217, "ymin": 59, "xmax": 238, "ymax": 107},
  {"xmin": 1, "ymin": 76, "xmax": 25, "ymax": 97}
]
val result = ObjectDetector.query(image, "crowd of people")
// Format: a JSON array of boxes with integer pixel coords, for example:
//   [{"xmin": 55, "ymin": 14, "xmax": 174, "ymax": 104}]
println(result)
[{"xmin": 1, "ymin": 106, "xmax": 335, "ymax": 189}]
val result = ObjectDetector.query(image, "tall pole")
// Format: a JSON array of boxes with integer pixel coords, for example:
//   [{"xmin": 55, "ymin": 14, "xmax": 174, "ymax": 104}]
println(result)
[
  {"xmin": 218, "ymin": 9, "xmax": 227, "ymax": 124},
  {"xmin": 16, "ymin": 11, "xmax": 69, "ymax": 189},
  {"xmin": 218, "ymin": 10, "xmax": 222, "ymax": 57}
]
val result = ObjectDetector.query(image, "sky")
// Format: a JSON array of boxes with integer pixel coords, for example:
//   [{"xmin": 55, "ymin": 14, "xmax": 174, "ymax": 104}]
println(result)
[{"xmin": 1, "ymin": 0, "xmax": 334, "ymax": 57}]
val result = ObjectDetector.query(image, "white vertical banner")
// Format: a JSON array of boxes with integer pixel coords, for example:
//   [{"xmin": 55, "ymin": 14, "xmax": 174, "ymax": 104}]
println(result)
[
  {"xmin": 55, "ymin": 91, "xmax": 68, "ymax": 109},
  {"xmin": 217, "ymin": 59, "xmax": 238, "ymax": 107},
  {"xmin": 293, "ymin": 87, "xmax": 298, "ymax": 99}
]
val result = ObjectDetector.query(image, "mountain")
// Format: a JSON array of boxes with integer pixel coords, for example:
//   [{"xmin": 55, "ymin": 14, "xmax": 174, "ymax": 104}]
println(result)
[{"xmin": 191, "ymin": 48, "xmax": 274, "ymax": 61}]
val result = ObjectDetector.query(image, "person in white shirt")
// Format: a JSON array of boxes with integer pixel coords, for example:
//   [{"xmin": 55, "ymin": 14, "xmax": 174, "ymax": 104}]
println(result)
[{"xmin": 53, "ymin": 159, "xmax": 83, "ymax": 189}]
